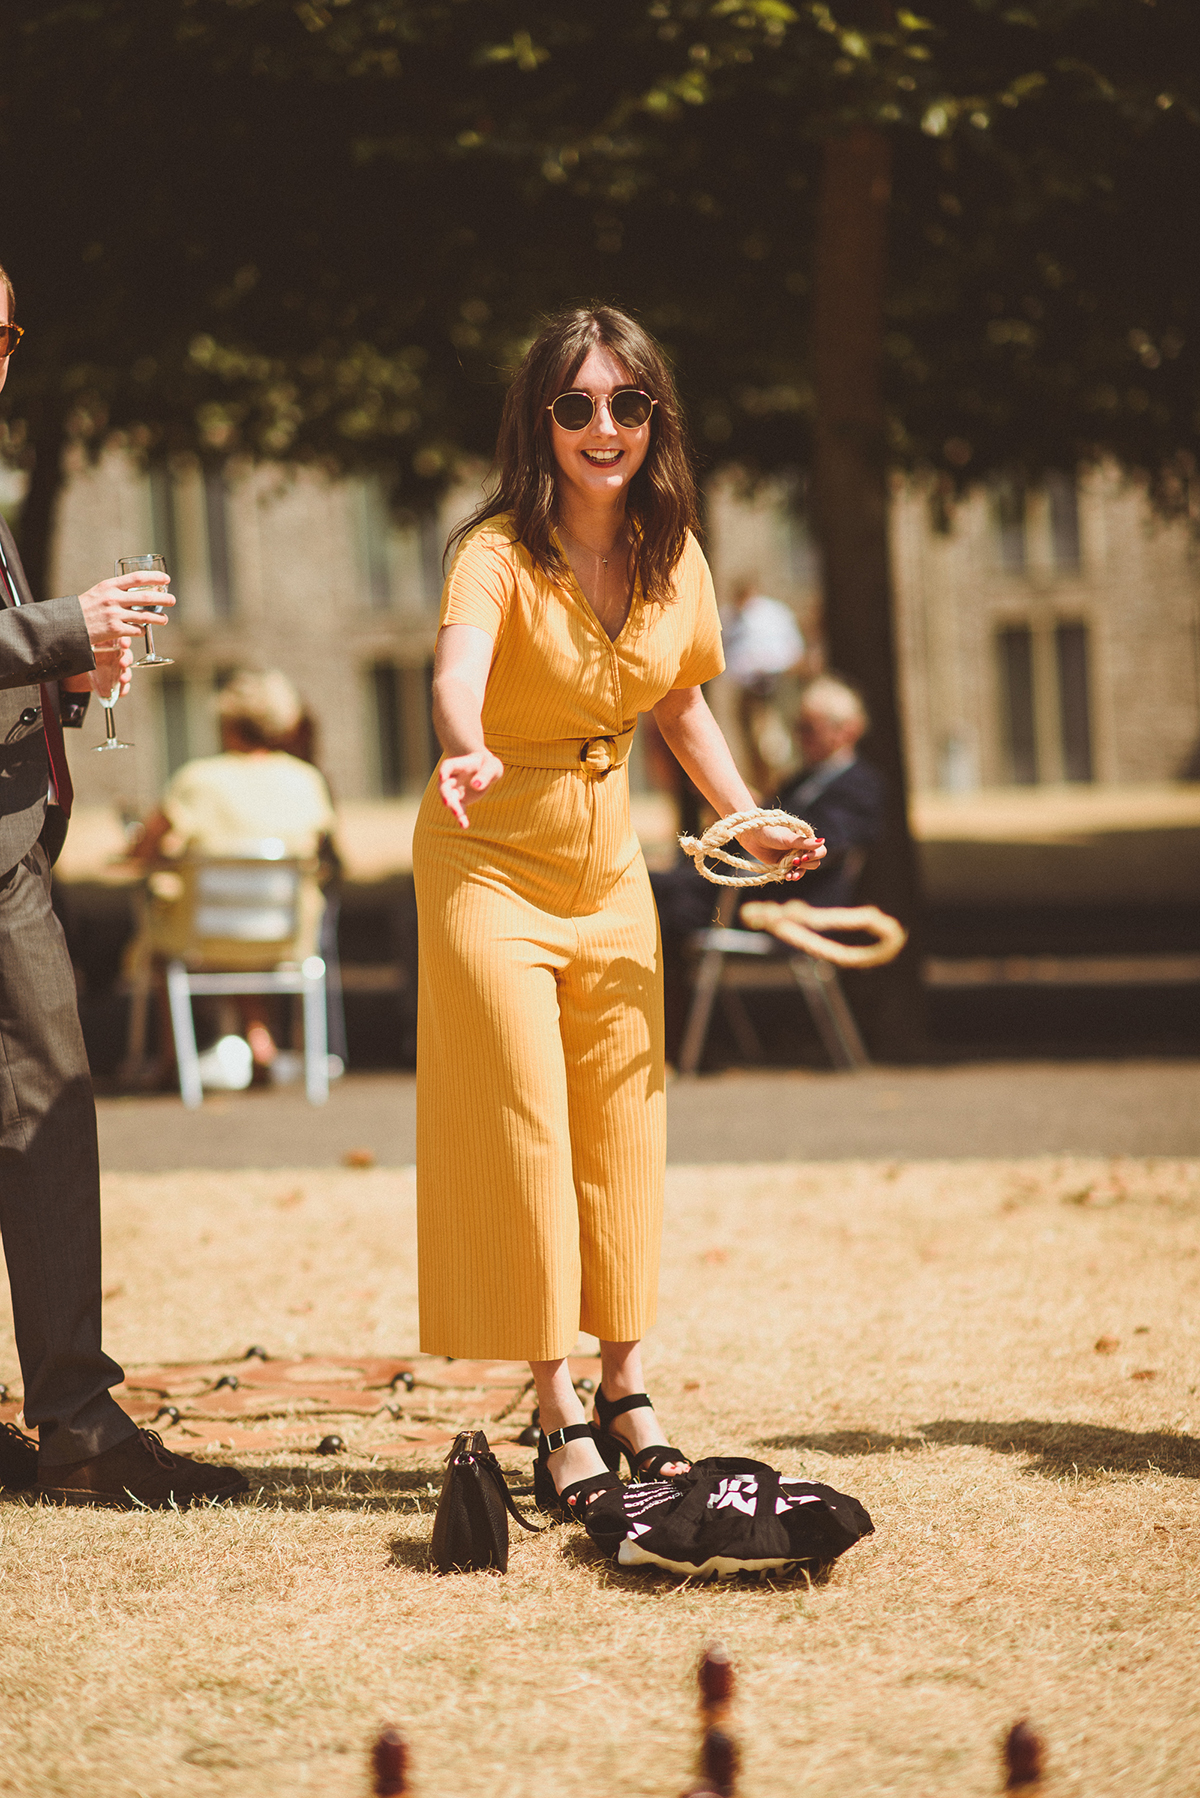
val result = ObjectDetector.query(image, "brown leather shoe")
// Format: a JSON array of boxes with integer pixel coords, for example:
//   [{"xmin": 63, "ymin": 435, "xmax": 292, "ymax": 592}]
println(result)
[
  {"xmin": 0, "ymin": 1421, "xmax": 39, "ymax": 1490},
  {"xmin": 37, "ymin": 1429, "xmax": 250, "ymax": 1509}
]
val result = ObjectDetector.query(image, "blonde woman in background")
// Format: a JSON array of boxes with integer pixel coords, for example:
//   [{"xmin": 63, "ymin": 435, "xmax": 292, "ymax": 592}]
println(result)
[{"xmin": 130, "ymin": 670, "xmax": 337, "ymax": 1081}]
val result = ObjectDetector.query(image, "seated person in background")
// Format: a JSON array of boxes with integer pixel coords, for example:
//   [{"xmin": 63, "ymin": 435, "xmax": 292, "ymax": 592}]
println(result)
[
  {"xmin": 131, "ymin": 669, "xmax": 337, "ymax": 1076},
  {"xmin": 650, "ymin": 673, "xmax": 884, "ymax": 1060},
  {"xmin": 138, "ymin": 670, "xmax": 335, "ymax": 864},
  {"xmin": 774, "ymin": 676, "xmax": 885, "ymax": 908},
  {"xmin": 651, "ymin": 674, "xmax": 885, "ymax": 942}
]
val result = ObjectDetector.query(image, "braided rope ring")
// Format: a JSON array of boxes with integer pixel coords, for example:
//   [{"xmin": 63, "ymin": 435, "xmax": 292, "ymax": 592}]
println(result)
[
  {"xmin": 740, "ymin": 898, "xmax": 908, "ymax": 969},
  {"xmin": 677, "ymin": 808, "xmax": 816, "ymax": 887}
]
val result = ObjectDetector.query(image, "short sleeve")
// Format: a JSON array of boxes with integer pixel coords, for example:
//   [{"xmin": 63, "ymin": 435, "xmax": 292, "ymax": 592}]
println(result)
[
  {"xmin": 672, "ymin": 543, "xmax": 725, "ymax": 689},
  {"xmin": 300, "ymin": 763, "xmax": 337, "ymax": 836},
  {"xmin": 439, "ymin": 526, "xmax": 517, "ymax": 640}
]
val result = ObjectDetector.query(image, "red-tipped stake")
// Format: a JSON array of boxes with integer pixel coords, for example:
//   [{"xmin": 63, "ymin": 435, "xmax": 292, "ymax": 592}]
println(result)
[
  {"xmin": 698, "ymin": 1642, "xmax": 735, "ymax": 1727},
  {"xmin": 372, "ymin": 1727, "xmax": 409, "ymax": 1796},
  {"xmin": 1003, "ymin": 1720, "xmax": 1045, "ymax": 1789}
]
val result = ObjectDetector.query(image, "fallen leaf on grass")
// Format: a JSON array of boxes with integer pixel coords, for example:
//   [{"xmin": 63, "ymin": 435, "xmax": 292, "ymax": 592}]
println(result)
[
  {"xmin": 1065, "ymin": 1184, "xmax": 1126, "ymax": 1209},
  {"xmin": 183, "ymin": 1744, "xmax": 240, "ymax": 1769},
  {"xmin": 1131, "ymin": 1369, "xmax": 1159, "ymax": 1382},
  {"xmin": 1094, "ymin": 1336, "xmax": 1120, "ymax": 1354}
]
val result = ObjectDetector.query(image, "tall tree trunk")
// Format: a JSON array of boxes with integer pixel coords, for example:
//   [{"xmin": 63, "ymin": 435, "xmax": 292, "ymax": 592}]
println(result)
[
  {"xmin": 15, "ymin": 395, "xmax": 69, "ymax": 601},
  {"xmin": 811, "ymin": 125, "xmax": 927, "ymax": 1057}
]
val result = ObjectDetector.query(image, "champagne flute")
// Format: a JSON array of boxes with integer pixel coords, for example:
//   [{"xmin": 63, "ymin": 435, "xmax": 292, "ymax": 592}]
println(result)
[
  {"xmin": 93, "ymin": 679, "xmax": 133, "ymax": 752},
  {"xmin": 116, "ymin": 553, "xmax": 174, "ymax": 667}
]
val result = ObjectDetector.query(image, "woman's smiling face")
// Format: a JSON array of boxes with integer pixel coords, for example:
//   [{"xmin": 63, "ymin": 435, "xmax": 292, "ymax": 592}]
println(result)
[{"xmin": 548, "ymin": 344, "xmax": 652, "ymax": 510}]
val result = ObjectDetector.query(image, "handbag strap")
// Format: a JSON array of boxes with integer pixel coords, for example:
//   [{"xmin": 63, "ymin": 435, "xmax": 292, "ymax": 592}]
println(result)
[{"xmin": 462, "ymin": 1444, "xmax": 547, "ymax": 1535}]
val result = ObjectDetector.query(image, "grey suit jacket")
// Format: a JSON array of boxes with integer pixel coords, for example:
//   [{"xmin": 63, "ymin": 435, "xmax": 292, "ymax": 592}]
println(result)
[{"xmin": 0, "ymin": 515, "xmax": 94, "ymax": 875}]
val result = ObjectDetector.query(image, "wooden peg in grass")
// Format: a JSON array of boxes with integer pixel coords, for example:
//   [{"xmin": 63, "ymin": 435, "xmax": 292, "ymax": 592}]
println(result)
[
  {"xmin": 1003, "ymin": 1719, "xmax": 1045, "ymax": 1789},
  {"xmin": 699, "ymin": 1727, "xmax": 739, "ymax": 1797},
  {"xmin": 680, "ymin": 1644, "xmax": 739, "ymax": 1796},
  {"xmin": 371, "ymin": 1727, "xmax": 409, "ymax": 1796}
]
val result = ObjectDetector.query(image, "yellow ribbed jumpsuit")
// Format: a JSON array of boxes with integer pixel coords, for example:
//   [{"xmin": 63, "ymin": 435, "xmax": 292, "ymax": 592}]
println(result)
[{"xmin": 413, "ymin": 517, "xmax": 725, "ymax": 1361}]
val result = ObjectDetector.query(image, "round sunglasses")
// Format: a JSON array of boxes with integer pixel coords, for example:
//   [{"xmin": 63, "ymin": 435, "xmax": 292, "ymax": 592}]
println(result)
[
  {"xmin": 0, "ymin": 323, "xmax": 24, "ymax": 357},
  {"xmin": 547, "ymin": 387, "xmax": 656, "ymax": 432}
]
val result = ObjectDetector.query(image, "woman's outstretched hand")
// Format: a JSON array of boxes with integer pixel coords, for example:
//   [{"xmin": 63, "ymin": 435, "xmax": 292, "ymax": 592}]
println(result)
[
  {"xmin": 738, "ymin": 822, "xmax": 827, "ymax": 883},
  {"xmin": 437, "ymin": 749, "xmax": 505, "ymax": 829}
]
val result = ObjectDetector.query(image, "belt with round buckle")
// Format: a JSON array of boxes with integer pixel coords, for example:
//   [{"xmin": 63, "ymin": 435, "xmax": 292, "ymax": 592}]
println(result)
[{"xmin": 579, "ymin": 736, "xmax": 618, "ymax": 777}]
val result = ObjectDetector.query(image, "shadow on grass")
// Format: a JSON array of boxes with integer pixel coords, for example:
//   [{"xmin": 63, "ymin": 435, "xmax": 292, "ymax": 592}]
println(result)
[
  {"xmin": 240, "ymin": 1460, "xmax": 547, "ymax": 1519},
  {"xmin": 0, "ymin": 1460, "xmax": 548, "ymax": 1520},
  {"xmin": 759, "ymin": 1420, "xmax": 1200, "ymax": 1480},
  {"xmin": 243, "ymin": 1464, "xmax": 443, "ymax": 1512},
  {"xmin": 386, "ymin": 1534, "xmax": 434, "ymax": 1571},
  {"xmin": 760, "ymin": 1430, "xmax": 919, "ymax": 1458}
]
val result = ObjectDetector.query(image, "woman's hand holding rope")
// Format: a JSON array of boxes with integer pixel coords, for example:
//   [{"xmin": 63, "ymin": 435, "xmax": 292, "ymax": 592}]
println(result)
[
  {"xmin": 678, "ymin": 807, "xmax": 825, "ymax": 887},
  {"xmin": 737, "ymin": 818, "xmax": 825, "ymax": 882},
  {"xmin": 679, "ymin": 807, "xmax": 907, "ymax": 968}
]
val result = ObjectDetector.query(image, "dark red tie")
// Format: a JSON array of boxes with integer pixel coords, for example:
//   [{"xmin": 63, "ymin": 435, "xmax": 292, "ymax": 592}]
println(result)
[
  {"xmin": 38, "ymin": 684, "xmax": 74, "ymax": 817},
  {"xmin": 0, "ymin": 535, "xmax": 74, "ymax": 817}
]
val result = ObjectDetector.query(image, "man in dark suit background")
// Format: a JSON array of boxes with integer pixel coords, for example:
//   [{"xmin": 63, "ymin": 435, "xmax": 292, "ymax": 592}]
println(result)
[
  {"xmin": 650, "ymin": 673, "xmax": 885, "ymax": 1059},
  {"xmin": 773, "ymin": 676, "xmax": 886, "ymax": 907},
  {"xmin": 0, "ymin": 259, "xmax": 247, "ymax": 1506},
  {"xmin": 652, "ymin": 674, "xmax": 886, "ymax": 937}
]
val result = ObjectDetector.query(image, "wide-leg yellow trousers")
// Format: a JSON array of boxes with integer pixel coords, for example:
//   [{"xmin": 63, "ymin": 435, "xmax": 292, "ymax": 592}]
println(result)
[{"xmin": 414, "ymin": 759, "xmax": 666, "ymax": 1361}]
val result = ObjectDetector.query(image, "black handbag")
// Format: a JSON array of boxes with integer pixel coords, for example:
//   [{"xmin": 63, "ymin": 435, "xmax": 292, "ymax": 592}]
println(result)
[{"xmin": 430, "ymin": 1429, "xmax": 544, "ymax": 1574}]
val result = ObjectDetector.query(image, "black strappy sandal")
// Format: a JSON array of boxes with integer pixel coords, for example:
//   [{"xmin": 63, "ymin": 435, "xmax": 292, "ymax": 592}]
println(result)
[
  {"xmin": 533, "ymin": 1422, "xmax": 625, "ymax": 1523},
  {"xmin": 593, "ymin": 1387, "xmax": 691, "ymax": 1482}
]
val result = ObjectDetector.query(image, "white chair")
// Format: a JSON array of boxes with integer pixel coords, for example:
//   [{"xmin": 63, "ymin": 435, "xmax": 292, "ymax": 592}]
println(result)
[
  {"xmin": 129, "ymin": 843, "xmax": 330, "ymax": 1108},
  {"xmin": 677, "ymin": 879, "xmax": 870, "ymax": 1075}
]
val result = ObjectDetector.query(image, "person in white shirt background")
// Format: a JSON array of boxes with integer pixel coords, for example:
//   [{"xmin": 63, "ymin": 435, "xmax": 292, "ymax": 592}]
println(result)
[{"xmin": 718, "ymin": 575, "xmax": 812, "ymax": 793}]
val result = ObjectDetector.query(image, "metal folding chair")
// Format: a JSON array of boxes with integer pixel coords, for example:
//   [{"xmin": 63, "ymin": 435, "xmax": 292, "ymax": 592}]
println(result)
[
  {"xmin": 677, "ymin": 883, "xmax": 870, "ymax": 1075},
  {"xmin": 129, "ymin": 846, "xmax": 330, "ymax": 1108}
]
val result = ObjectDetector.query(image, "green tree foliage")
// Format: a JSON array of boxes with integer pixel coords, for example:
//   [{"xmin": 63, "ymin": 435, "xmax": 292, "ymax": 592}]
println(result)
[
  {"xmin": 443, "ymin": 0, "xmax": 1200, "ymax": 494},
  {"xmin": 4, "ymin": 2, "xmax": 1197, "ymax": 523},
  {"xmin": 0, "ymin": 0, "xmax": 491, "ymax": 588},
  {"xmin": 3, "ymin": 0, "xmax": 1196, "ymax": 1051}
]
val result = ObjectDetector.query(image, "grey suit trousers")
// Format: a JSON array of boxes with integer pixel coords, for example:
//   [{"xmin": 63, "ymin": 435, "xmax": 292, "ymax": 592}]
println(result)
[{"xmin": 0, "ymin": 837, "xmax": 133, "ymax": 1465}]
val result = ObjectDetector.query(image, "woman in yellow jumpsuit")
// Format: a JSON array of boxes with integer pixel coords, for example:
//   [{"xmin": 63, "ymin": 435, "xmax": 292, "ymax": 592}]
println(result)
[{"xmin": 414, "ymin": 307, "xmax": 823, "ymax": 1519}]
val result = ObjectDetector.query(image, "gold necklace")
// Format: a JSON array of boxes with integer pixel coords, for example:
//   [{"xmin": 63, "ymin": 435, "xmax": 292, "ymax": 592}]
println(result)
[{"xmin": 560, "ymin": 525, "xmax": 622, "ymax": 585}]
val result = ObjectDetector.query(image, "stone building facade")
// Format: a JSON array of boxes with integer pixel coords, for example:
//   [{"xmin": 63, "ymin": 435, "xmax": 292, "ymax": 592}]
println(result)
[
  {"xmin": 891, "ymin": 465, "xmax": 1200, "ymax": 794},
  {"xmin": 2, "ymin": 449, "xmax": 1196, "ymax": 813}
]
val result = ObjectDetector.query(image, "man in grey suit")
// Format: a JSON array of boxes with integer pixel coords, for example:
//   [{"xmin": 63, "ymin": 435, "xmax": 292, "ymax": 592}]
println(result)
[{"xmin": 0, "ymin": 261, "xmax": 246, "ymax": 1506}]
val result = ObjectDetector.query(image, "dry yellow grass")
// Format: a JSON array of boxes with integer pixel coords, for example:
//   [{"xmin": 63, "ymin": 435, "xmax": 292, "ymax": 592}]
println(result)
[{"xmin": 1, "ymin": 1155, "xmax": 1199, "ymax": 1797}]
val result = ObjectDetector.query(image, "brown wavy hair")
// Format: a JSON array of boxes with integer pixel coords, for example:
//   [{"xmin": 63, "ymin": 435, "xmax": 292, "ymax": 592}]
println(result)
[{"xmin": 449, "ymin": 305, "xmax": 700, "ymax": 603}]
